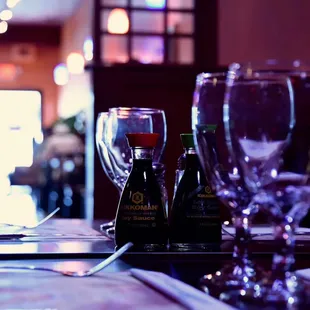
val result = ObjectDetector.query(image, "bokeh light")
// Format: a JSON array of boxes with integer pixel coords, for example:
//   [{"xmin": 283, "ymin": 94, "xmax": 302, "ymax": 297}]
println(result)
[
  {"xmin": 66, "ymin": 53, "xmax": 85, "ymax": 75},
  {"xmin": 145, "ymin": 0, "xmax": 166, "ymax": 9},
  {"xmin": 6, "ymin": 0, "xmax": 21, "ymax": 9},
  {"xmin": 53, "ymin": 63, "xmax": 69, "ymax": 86},
  {"xmin": 107, "ymin": 9, "xmax": 129, "ymax": 34},
  {"xmin": 83, "ymin": 37, "xmax": 93, "ymax": 61},
  {"xmin": 0, "ymin": 10, "xmax": 13, "ymax": 21},
  {"xmin": 0, "ymin": 21, "xmax": 8, "ymax": 34}
]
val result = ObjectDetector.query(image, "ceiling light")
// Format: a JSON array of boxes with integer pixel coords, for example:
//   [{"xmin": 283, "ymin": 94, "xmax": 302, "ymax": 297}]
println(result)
[
  {"xmin": 0, "ymin": 21, "xmax": 8, "ymax": 34},
  {"xmin": 0, "ymin": 10, "xmax": 13, "ymax": 21},
  {"xmin": 6, "ymin": 0, "xmax": 21, "ymax": 9}
]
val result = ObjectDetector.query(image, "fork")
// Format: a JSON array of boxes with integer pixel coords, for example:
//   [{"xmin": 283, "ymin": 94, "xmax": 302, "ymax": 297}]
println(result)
[
  {"xmin": 0, "ymin": 242, "xmax": 133, "ymax": 277},
  {"xmin": 0, "ymin": 207, "xmax": 60, "ymax": 230}
]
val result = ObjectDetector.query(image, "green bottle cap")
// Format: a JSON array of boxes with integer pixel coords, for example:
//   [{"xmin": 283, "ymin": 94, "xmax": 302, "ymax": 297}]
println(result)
[
  {"xmin": 206, "ymin": 124, "xmax": 217, "ymax": 131},
  {"xmin": 180, "ymin": 134, "xmax": 195, "ymax": 149}
]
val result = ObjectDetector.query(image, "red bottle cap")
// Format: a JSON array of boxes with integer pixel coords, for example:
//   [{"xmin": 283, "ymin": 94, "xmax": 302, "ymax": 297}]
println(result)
[{"xmin": 126, "ymin": 133, "xmax": 159, "ymax": 148}]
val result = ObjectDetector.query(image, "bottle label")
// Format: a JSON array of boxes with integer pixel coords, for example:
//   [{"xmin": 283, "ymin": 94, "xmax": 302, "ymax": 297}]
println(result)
[
  {"xmin": 186, "ymin": 185, "xmax": 220, "ymax": 220},
  {"xmin": 118, "ymin": 192, "xmax": 160, "ymax": 224},
  {"xmin": 170, "ymin": 172, "xmax": 221, "ymax": 244}
]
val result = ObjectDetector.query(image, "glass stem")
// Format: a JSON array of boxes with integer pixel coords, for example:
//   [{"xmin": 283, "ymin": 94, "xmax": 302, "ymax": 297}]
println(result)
[
  {"xmin": 271, "ymin": 220, "xmax": 295, "ymax": 281},
  {"xmin": 232, "ymin": 213, "xmax": 252, "ymax": 268}
]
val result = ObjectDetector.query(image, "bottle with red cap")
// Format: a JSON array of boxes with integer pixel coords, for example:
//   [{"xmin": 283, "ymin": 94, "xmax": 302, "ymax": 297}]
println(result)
[{"xmin": 115, "ymin": 133, "xmax": 168, "ymax": 251}]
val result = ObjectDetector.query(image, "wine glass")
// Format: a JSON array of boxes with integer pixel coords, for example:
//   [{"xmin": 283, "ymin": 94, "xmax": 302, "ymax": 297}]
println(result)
[
  {"xmin": 105, "ymin": 107, "xmax": 167, "ymax": 188},
  {"xmin": 224, "ymin": 62, "xmax": 305, "ymax": 307},
  {"xmin": 192, "ymin": 72, "xmax": 260, "ymax": 299},
  {"xmin": 96, "ymin": 112, "xmax": 122, "ymax": 194},
  {"xmin": 97, "ymin": 107, "xmax": 168, "ymax": 234},
  {"xmin": 96, "ymin": 112, "xmax": 120, "ymax": 231}
]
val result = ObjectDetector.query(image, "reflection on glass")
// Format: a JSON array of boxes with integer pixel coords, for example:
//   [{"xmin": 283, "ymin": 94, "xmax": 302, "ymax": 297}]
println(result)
[
  {"xmin": 168, "ymin": 37, "xmax": 193, "ymax": 64},
  {"xmin": 132, "ymin": 36, "xmax": 164, "ymax": 64},
  {"xmin": 0, "ymin": 243, "xmax": 38, "ymax": 254},
  {"xmin": 133, "ymin": 0, "xmax": 166, "ymax": 8},
  {"xmin": 101, "ymin": 0, "xmax": 127, "ymax": 6},
  {"xmin": 132, "ymin": 11, "xmax": 164, "ymax": 33},
  {"xmin": 101, "ymin": 35, "xmax": 129, "ymax": 64},
  {"xmin": 57, "ymin": 242, "xmax": 91, "ymax": 253},
  {"xmin": 167, "ymin": 12, "xmax": 193, "ymax": 34},
  {"xmin": 168, "ymin": 0, "xmax": 194, "ymax": 9}
]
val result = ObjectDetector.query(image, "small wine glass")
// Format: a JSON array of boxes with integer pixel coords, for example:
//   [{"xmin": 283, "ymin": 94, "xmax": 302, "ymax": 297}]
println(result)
[
  {"xmin": 96, "ymin": 108, "xmax": 168, "ymax": 233},
  {"xmin": 96, "ymin": 112, "xmax": 122, "ymax": 194},
  {"xmin": 224, "ymin": 62, "xmax": 306, "ymax": 307},
  {"xmin": 96, "ymin": 112, "xmax": 120, "ymax": 231}
]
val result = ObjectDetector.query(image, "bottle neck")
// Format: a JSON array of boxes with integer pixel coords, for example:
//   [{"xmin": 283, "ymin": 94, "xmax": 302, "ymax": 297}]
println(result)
[
  {"xmin": 184, "ymin": 147, "xmax": 197, "ymax": 155},
  {"xmin": 184, "ymin": 147, "xmax": 200, "ymax": 169},
  {"xmin": 131, "ymin": 147, "xmax": 154, "ymax": 161}
]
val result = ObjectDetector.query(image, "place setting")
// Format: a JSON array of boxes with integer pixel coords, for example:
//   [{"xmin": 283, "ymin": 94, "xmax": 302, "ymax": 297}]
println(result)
[
  {"xmin": 93, "ymin": 60, "xmax": 310, "ymax": 309},
  {"xmin": 2, "ymin": 60, "xmax": 310, "ymax": 310}
]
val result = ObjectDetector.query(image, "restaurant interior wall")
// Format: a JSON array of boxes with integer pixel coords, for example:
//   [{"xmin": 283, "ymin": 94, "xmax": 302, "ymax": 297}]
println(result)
[
  {"xmin": 218, "ymin": 0, "xmax": 310, "ymax": 65},
  {"xmin": 0, "ymin": 42, "xmax": 59, "ymax": 127},
  {"xmin": 58, "ymin": 0, "xmax": 93, "ymax": 119}
]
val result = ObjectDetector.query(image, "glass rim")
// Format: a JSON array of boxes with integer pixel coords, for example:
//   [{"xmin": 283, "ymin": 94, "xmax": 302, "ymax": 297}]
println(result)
[
  {"xmin": 229, "ymin": 60, "xmax": 310, "ymax": 76},
  {"xmin": 196, "ymin": 72, "xmax": 227, "ymax": 85},
  {"xmin": 97, "ymin": 111, "xmax": 109, "ymax": 116},
  {"xmin": 228, "ymin": 63, "xmax": 295, "ymax": 82},
  {"xmin": 109, "ymin": 107, "xmax": 165, "ymax": 115}
]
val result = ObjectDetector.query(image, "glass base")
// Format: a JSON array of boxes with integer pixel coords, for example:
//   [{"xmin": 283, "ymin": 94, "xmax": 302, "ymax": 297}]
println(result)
[
  {"xmin": 220, "ymin": 273, "xmax": 309, "ymax": 309},
  {"xmin": 200, "ymin": 262, "xmax": 263, "ymax": 298},
  {"xmin": 241, "ymin": 272, "xmax": 308, "ymax": 309},
  {"xmin": 169, "ymin": 243, "xmax": 220, "ymax": 252}
]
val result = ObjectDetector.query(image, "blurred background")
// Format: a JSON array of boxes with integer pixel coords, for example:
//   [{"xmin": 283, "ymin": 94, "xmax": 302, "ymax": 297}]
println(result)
[{"xmin": 0, "ymin": 0, "xmax": 309, "ymax": 223}]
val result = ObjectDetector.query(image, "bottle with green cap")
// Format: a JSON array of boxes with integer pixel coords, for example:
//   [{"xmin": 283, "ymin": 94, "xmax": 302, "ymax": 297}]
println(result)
[{"xmin": 169, "ymin": 133, "xmax": 221, "ymax": 251}]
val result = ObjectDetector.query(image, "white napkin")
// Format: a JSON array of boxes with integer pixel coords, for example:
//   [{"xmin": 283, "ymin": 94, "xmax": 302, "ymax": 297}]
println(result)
[
  {"xmin": 130, "ymin": 268, "xmax": 237, "ymax": 310},
  {"xmin": 296, "ymin": 268, "xmax": 310, "ymax": 280}
]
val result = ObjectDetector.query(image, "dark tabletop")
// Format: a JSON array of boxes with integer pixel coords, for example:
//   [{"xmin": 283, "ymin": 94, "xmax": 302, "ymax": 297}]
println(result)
[{"xmin": 1, "ymin": 219, "xmax": 310, "ymax": 309}]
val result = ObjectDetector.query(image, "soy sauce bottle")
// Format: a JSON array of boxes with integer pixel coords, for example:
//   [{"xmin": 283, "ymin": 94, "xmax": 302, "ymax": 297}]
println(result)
[
  {"xmin": 115, "ymin": 133, "xmax": 168, "ymax": 251},
  {"xmin": 169, "ymin": 134, "xmax": 221, "ymax": 251}
]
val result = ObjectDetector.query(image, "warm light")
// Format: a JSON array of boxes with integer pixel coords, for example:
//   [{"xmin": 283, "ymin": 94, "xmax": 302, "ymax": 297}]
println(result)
[
  {"xmin": 83, "ymin": 37, "xmax": 93, "ymax": 61},
  {"xmin": 53, "ymin": 63, "xmax": 69, "ymax": 86},
  {"xmin": 0, "ymin": 21, "xmax": 8, "ymax": 34},
  {"xmin": 6, "ymin": 0, "xmax": 21, "ymax": 9},
  {"xmin": 66, "ymin": 53, "xmax": 85, "ymax": 74},
  {"xmin": 0, "ymin": 10, "xmax": 13, "ymax": 21},
  {"xmin": 145, "ymin": 0, "xmax": 166, "ymax": 8},
  {"xmin": 107, "ymin": 9, "xmax": 129, "ymax": 34},
  {"xmin": 0, "ymin": 64, "xmax": 18, "ymax": 81}
]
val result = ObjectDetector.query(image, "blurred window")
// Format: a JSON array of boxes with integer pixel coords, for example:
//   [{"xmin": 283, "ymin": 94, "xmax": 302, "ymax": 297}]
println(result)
[{"xmin": 100, "ymin": 0, "xmax": 195, "ymax": 65}]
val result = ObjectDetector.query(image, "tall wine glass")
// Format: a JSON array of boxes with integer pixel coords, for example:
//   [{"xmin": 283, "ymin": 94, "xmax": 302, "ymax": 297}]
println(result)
[
  {"xmin": 192, "ymin": 72, "xmax": 260, "ymax": 298},
  {"xmin": 224, "ymin": 63, "xmax": 304, "ymax": 307}
]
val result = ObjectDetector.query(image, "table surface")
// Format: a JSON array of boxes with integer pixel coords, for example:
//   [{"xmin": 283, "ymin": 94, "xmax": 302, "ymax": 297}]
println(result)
[
  {"xmin": 0, "ymin": 219, "xmax": 310, "ymax": 258},
  {"xmin": 0, "ymin": 219, "xmax": 310, "ymax": 309}
]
